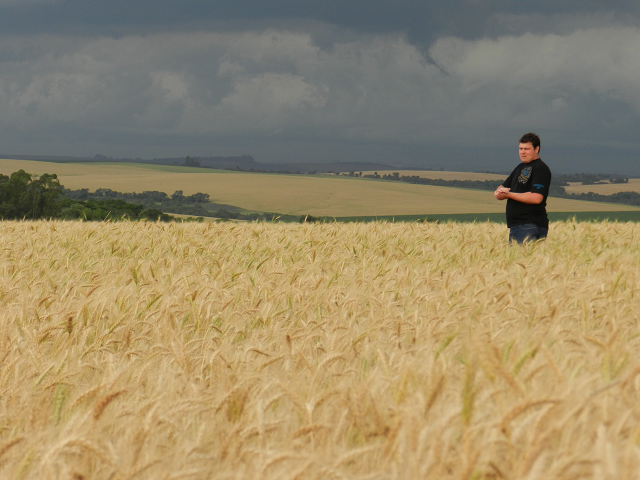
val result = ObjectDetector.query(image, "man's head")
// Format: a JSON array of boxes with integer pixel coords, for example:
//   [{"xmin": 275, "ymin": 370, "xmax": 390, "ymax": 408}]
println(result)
[{"xmin": 519, "ymin": 132, "xmax": 540, "ymax": 163}]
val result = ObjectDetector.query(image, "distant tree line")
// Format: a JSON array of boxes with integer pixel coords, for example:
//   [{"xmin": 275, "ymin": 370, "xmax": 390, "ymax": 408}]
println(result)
[
  {"xmin": 224, "ymin": 166, "xmax": 307, "ymax": 175},
  {"xmin": 64, "ymin": 187, "xmax": 306, "ymax": 221},
  {"xmin": 554, "ymin": 173, "xmax": 628, "ymax": 185},
  {"xmin": 184, "ymin": 156, "xmax": 201, "ymax": 167},
  {"xmin": 560, "ymin": 191, "xmax": 640, "ymax": 206},
  {"xmin": 59, "ymin": 198, "xmax": 173, "ymax": 221},
  {"xmin": 65, "ymin": 187, "xmax": 213, "ymax": 217},
  {"xmin": 368, "ymin": 172, "xmax": 573, "ymax": 196},
  {"xmin": 66, "ymin": 187, "xmax": 210, "ymax": 204},
  {"xmin": 0, "ymin": 170, "xmax": 175, "ymax": 221}
]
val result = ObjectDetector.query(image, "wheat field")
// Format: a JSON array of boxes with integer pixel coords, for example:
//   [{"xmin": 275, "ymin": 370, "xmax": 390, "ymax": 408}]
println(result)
[
  {"xmin": 2, "ymin": 220, "xmax": 640, "ymax": 479},
  {"xmin": 564, "ymin": 179, "xmax": 640, "ymax": 195}
]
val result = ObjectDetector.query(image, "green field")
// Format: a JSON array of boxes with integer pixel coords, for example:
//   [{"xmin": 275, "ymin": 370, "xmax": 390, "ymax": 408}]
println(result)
[
  {"xmin": 327, "ymin": 211, "xmax": 640, "ymax": 223},
  {"xmin": 2, "ymin": 159, "xmax": 640, "ymax": 217}
]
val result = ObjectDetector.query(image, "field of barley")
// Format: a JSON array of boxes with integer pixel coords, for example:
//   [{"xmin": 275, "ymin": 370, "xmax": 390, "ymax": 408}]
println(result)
[{"xmin": 2, "ymin": 220, "xmax": 640, "ymax": 479}]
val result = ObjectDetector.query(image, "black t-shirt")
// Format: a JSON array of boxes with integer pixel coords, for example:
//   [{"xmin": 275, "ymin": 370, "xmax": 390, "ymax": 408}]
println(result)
[{"xmin": 502, "ymin": 158, "xmax": 551, "ymax": 228}]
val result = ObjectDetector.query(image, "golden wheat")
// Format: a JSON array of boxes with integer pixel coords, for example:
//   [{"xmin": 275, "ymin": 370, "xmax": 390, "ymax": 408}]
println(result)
[{"xmin": 1, "ymin": 220, "xmax": 640, "ymax": 479}]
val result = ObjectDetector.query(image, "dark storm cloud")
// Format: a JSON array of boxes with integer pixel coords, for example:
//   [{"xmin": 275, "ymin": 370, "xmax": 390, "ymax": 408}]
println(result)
[
  {"xmin": 1, "ymin": 0, "xmax": 639, "ymax": 173},
  {"xmin": 3, "ymin": 0, "xmax": 640, "ymax": 40}
]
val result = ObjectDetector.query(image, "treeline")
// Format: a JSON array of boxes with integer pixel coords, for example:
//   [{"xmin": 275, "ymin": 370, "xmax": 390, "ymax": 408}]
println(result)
[
  {"xmin": 368, "ymin": 171, "xmax": 629, "ymax": 187},
  {"xmin": 375, "ymin": 172, "xmax": 505, "ymax": 190},
  {"xmin": 65, "ymin": 187, "xmax": 212, "ymax": 217},
  {"xmin": 370, "ymin": 172, "xmax": 570, "ymax": 196},
  {"xmin": 59, "ymin": 199, "xmax": 173, "ymax": 221},
  {"xmin": 0, "ymin": 170, "xmax": 176, "ymax": 221},
  {"xmin": 64, "ymin": 187, "xmax": 304, "ymax": 222},
  {"xmin": 561, "ymin": 191, "xmax": 640, "ymax": 206},
  {"xmin": 554, "ymin": 173, "xmax": 628, "ymax": 185},
  {"xmin": 66, "ymin": 187, "xmax": 210, "ymax": 203}
]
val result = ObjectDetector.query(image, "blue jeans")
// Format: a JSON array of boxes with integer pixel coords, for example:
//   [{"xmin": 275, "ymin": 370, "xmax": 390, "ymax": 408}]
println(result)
[{"xmin": 509, "ymin": 223, "xmax": 548, "ymax": 244}]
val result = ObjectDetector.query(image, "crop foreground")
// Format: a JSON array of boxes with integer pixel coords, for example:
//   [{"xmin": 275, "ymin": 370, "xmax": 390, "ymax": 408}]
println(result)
[{"xmin": 1, "ymin": 221, "xmax": 640, "ymax": 479}]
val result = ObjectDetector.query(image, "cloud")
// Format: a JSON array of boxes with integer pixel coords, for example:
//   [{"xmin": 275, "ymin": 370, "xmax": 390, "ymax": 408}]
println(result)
[
  {"xmin": 2, "ymin": 1, "xmax": 639, "ymax": 43},
  {"xmin": 427, "ymin": 26, "xmax": 640, "ymax": 152},
  {"xmin": 0, "ymin": 24, "xmax": 638, "ymax": 171},
  {"xmin": 430, "ymin": 27, "xmax": 640, "ymax": 108},
  {"xmin": 0, "ymin": 30, "xmax": 447, "ymax": 140},
  {"xmin": 0, "ymin": 0, "xmax": 58, "ymax": 4}
]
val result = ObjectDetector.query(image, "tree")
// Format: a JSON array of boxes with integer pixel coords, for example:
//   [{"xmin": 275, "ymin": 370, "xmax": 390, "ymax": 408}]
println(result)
[
  {"xmin": 184, "ymin": 156, "xmax": 201, "ymax": 167},
  {"xmin": 172, "ymin": 190, "xmax": 185, "ymax": 202},
  {"xmin": 29, "ymin": 173, "xmax": 64, "ymax": 218},
  {"xmin": 185, "ymin": 192, "xmax": 210, "ymax": 203},
  {"xmin": 0, "ymin": 170, "xmax": 63, "ymax": 219}
]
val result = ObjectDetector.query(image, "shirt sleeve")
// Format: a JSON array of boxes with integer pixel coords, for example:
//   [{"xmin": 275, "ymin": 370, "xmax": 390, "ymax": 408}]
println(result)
[
  {"xmin": 502, "ymin": 172, "xmax": 514, "ymax": 189},
  {"xmin": 530, "ymin": 165, "xmax": 551, "ymax": 196}
]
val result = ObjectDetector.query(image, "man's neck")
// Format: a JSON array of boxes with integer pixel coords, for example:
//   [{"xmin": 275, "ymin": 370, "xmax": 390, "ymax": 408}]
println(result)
[{"xmin": 522, "ymin": 158, "xmax": 539, "ymax": 164}]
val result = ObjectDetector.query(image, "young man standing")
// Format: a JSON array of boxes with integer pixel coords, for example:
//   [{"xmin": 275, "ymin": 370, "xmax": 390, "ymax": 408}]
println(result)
[{"xmin": 494, "ymin": 133, "xmax": 552, "ymax": 244}]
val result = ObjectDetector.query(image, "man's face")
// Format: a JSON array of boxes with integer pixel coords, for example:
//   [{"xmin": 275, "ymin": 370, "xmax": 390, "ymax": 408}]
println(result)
[{"xmin": 519, "ymin": 142, "xmax": 540, "ymax": 163}]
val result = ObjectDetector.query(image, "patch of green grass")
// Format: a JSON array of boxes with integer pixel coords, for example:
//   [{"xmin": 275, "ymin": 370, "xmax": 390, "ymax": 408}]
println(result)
[
  {"xmin": 322, "ymin": 211, "xmax": 640, "ymax": 223},
  {"xmin": 547, "ymin": 211, "xmax": 640, "ymax": 222}
]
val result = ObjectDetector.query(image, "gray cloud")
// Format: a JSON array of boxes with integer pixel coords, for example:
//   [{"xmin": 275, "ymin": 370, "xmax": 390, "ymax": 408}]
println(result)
[
  {"xmin": 0, "ymin": 0, "xmax": 58, "ymax": 5},
  {"xmin": 0, "ymin": 2, "xmax": 639, "ymax": 173},
  {"xmin": 2, "ymin": 1, "xmax": 640, "ymax": 40}
]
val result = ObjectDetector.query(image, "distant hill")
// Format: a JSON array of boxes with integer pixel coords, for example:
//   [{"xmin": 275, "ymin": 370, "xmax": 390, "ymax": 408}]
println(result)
[
  {"xmin": 1, "ymin": 154, "xmax": 399, "ymax": 174},
  {"xmin": 1, "ymin": 154, "xmax": 99, "ymax": 162},
  {"xmin": 150, "ymin": 156, "xmax": 400, "ymax": 173}
]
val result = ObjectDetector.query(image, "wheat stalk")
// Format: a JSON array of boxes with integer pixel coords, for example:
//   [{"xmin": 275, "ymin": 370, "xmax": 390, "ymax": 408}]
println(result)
[{"xmin": 0, "ymin": 220, "xmax": 639, "ymax": 479}]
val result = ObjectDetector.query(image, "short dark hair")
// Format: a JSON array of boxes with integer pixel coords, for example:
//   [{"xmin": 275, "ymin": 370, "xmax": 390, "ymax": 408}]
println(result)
[{"xmin": 519, "ymin": 132, "xmax": 540, "ymax": 151}]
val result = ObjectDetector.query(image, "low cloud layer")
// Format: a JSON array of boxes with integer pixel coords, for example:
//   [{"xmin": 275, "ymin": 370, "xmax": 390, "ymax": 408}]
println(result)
[{"xmin": 0, "ymin": 12, "xmax": 639, "ymax": 172}]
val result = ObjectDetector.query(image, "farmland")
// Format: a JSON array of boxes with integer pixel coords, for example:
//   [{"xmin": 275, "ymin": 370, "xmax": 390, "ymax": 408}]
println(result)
[
  {"xmin": 2, "ymin": 220, "xmax": 640, "ymax": 479},
  {"xmin": 356, "ymin": 170, "xmax": 506, "ymax": 181},
  {"xmin": 1, "ymin": 159, "xmax": 639, "ymax": 217},
  {"xmin": 564, "ymin": 179, "xmax": 640, "ymax": 195}
]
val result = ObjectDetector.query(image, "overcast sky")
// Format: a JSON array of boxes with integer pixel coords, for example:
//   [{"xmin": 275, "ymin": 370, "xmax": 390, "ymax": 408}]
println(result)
[{"xmin": 1, "ymin": 1, "xmax": 639, "ymax": 173}]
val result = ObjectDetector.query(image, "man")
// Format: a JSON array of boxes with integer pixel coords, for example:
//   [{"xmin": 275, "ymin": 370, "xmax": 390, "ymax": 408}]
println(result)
[{"xmin": 494, "ymin": 133, "xmax": 551, "ymax": 244}]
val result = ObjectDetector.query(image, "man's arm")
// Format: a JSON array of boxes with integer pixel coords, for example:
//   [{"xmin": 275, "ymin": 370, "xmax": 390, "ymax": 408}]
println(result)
[
  {"xmin": 494, "ymin": 185, "xmax": 509, "ymax": 200},
  {"xmin": 495, "ymin": 190, "xmax": 543, "ymax": 204},
  {"xmin": 495, "ymin": 171, "xmax": 514, "ymax": 200}
]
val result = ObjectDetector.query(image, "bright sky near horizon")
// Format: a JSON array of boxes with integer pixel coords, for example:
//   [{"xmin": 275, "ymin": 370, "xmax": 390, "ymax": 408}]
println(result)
[{"xmin": 1, "ymin": 1, "xmax": 639, "ymax": 174}]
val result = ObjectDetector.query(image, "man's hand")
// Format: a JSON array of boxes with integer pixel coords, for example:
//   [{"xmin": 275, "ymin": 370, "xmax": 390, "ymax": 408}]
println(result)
[
  {"xmin": 494, "ymin": 187, "xmax": 544, "ymax": 204},
  {"xmin": 494, "ymin": 186, "xmax": 510, "ymax": 200}
]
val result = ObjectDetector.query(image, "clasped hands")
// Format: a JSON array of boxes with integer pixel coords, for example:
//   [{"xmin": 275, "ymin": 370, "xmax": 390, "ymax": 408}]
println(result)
[{"xmin": 494, "ymin": 186, "xmax": 510, "ymax": 200}]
